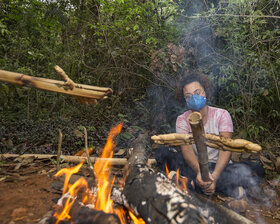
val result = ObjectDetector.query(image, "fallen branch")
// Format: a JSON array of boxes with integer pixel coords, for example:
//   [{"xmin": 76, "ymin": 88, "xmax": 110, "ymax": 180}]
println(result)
[
  {"xmin": 0, "ymin": 154, "xmax": 156, "ymax": 166},
  {"xmin": 151, "ymin": 133, "xmax": 262, "ymax": 153}
]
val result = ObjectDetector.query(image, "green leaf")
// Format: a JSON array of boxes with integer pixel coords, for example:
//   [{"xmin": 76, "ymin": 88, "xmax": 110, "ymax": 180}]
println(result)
[
  {"xmin": 118, "ymin": 113, "xmax": 127, "ymax": 118},
  {"xmin": 121, "ymin": 132, "xmax": 134, "ymax": 140},
  {"xmin": 77, "ymin": 125, "xmax": 84, "ymax": 131},
  {"xmin": 130, "ymin": 126, "xmax": 144, "ymax": 132}
]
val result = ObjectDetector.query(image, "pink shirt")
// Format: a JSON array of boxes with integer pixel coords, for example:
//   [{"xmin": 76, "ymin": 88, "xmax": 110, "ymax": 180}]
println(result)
[{"xmin": 176, "ymin": 106, "xmax": 233, "ymax": 163}]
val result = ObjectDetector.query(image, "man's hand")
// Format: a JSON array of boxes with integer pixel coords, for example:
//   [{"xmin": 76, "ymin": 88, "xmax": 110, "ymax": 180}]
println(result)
[
  {"xmin": 196, "ymin": 172, "xmax": 217, "ymax": 195},
  {"xmin": 204, "ymin": 174, "xmax": 218, "ymax": 195},
  {"xmin": 196, "ymin": 172, "xmax": 214, "ymax": 189}
]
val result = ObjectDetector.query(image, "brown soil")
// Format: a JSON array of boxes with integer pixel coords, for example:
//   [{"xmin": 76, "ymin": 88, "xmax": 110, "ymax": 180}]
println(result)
[
  {"xmin": 0, "ymin": 158, "xmax": 59, "ymax": 224},
  {"xmin": 0, "ymin": 156, "xmax": 279, "ymax": 224}
]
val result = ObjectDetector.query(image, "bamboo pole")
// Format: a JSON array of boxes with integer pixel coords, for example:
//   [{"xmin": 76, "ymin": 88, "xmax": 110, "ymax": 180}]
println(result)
[
  {"xmin": 0, "ymin": 69, "xmax": 112, "ymax": 100},
  {"xmin": 0, "ymin": 154, "xmax": 157, "ymax": 166},
  {"xmin": 151, "ymin": 134, "xmax": 262, "ymax": 153},
  {"xmin": 189, "ymin": 112, "xmax": 210, "ymax": 181}
]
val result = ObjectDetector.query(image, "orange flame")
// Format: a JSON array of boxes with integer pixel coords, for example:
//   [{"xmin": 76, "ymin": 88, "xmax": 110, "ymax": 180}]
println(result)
[
  {"xmin": 180, "ymin": 176, "xmax": 188, "ymax": 193},
  {"xmin": 93, "ymin": 123, "xmax": 122, "ymax": 214},
  {"xmin": 54, "ymin": 162, "xmax": 87, "ymax": 223},
  {"xmin": 176, "ymin": 168, "xmax": 179, "ymax": 186},
  {"xmin": 165, "ymin": 163, "xmax": 170, "ymax": 178},
  {"xmin": 175, "ymin": 168, "xmax": 189, "ymax": 194},
  {"xmin": 55, "ymin": 162, "xmax": 84, "ymax": 195},
  {"xmin": 129, "ymin": 211, "xmax": 146, "ymax": 224}
]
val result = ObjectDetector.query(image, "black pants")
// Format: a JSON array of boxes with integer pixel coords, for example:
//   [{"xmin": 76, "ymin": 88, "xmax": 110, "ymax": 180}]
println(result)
[{"xmin": 155, "ymin": 147, "xmax": 265, "ymax": 198}]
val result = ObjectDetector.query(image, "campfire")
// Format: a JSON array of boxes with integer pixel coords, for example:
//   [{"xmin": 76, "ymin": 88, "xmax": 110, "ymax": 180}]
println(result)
[
  {"xmin": 50, "ymin": 123, "xmax": 144, "ymax": 224},
  {"xmin": 41, "ymin": 124, "xmax": 256, "ymax": 224}
]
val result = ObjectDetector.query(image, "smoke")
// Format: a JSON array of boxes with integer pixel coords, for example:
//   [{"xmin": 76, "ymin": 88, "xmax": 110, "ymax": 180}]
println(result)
[
  {"xmin": 144, "ymin": 1, "xmax": 221, "ymax": 132},
  {"xmin": 145, "ymin": 72, "xmax": 185, "ymax": 133}
]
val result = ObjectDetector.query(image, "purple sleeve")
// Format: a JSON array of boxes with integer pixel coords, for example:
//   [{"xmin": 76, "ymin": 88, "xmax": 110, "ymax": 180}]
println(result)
[{"xmin": 218, "ymin": 110, "xmax": 234, "ymax": 133}]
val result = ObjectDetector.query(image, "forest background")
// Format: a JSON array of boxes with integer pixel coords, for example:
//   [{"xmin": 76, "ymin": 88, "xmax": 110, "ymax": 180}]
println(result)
[{"xmin": 0, "ymin": 0, "xmax": 279, "ymax": 165}]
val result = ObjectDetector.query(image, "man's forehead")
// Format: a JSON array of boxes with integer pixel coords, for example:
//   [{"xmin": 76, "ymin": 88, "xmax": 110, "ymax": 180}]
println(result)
[
  {"xmin": 184, "ymin": 87, "xmax": 203, "ymax": 94},
  {"xmin": 184, "ymin": 82, "xmax": 203, "ymax": 90}
]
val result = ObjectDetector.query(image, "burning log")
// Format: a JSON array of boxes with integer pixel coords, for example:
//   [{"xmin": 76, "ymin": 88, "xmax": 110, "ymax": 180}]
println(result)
[
  {"xmin": 121, "ymin": 133, "xmax": 254, "ymax": 224},
  {"xmin": 0, "ymin": 68, "xmax": 112, "ymax": 104},
  {"xmin": 73, "ymin": 207, "xmax": 121, "ymax": 224},
  {"xmin": 42, "ymin": 198, "xmax": 121, "ymax": 224}
]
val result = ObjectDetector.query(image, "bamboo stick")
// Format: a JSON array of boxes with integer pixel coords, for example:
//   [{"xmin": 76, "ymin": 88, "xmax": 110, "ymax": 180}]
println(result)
[
  {"xmin": 0, "ymin": 70, "xmax": 112, "ymax": 100},
  {"xmin": 0, "ymin": 154, "xmax": 157, "ymax": 166},
  {"xmin": 189, "ymin": 112, "xmax": 210, "ymax": 181}
]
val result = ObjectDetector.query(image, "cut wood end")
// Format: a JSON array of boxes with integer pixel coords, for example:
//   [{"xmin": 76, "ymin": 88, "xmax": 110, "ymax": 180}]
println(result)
[
  {"xmin": 151, "ymin": 135, "xmax": 159, "ymax": 140},
  {"xmin": 189, "ymin": 112, "xmax": 202, "ymax": 124}
]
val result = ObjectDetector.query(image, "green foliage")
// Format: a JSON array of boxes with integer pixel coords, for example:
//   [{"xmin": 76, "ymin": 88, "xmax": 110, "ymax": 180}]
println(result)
[{"xmin": 204, "ymin": 0, "xmax": 280, "ymax": 142}]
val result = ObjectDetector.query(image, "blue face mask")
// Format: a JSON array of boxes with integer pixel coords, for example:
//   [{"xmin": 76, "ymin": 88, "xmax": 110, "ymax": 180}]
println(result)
[{"xmin": 187, "ymin": 95, "xmax": 206, "ymax": 111}]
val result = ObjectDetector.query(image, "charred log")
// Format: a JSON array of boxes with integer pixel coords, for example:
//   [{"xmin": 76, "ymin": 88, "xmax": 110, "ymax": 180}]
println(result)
[
  {"xmin": 121, "ymin": 134, "xmax": 253, "ymax": 224},
  {"xmin": 42, "ymin": 210, "xmax": 120, "ymax": 224},
  {"xmin": 41, "ymin": 199, "xmax": 120, "ymax": 224},
  {"xmin": 73, "ymin": 207, "xmax": 121, "ymax": 224}
]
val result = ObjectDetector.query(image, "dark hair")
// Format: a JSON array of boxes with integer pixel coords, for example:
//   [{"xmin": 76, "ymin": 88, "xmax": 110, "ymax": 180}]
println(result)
[{"xmin": 175, "ymin": 71, "xmax": 213, "ymax": 103}]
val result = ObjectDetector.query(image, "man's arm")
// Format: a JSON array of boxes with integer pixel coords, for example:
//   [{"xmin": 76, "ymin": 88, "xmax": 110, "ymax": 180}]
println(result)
[
  {"xmin": 181, "ymin": 145, "xmax": 199, "ymax": 173},
  {"xmin": 204, "ymin": 131, "xmax": 232, "ymax": 195},
  {"xmin": 181, "ymin": 145, "xmax": 213, "ymax": 188},
  {"xmin": 212, "ymin": 132, "xmax": 232, "ymax": 180}
]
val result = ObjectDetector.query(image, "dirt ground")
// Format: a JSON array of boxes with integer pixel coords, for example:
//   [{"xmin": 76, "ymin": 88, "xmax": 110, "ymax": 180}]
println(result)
[
  {"xmin": 0, "ymin": 156, "xmax": 279, "ymax": 224},
  {"xmin": 0, "ymin": 157, "xmax": 60, "ymax": 224}
]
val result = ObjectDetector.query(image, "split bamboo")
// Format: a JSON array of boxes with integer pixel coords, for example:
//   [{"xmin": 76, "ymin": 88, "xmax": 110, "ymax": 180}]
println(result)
[
  {"xmin": 0, "ymin": 69, "xmax": 112, "ymax": 101},
  {"xmin": 151, "ymin": 134, "xmax": 262, "ymax": 153}
]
